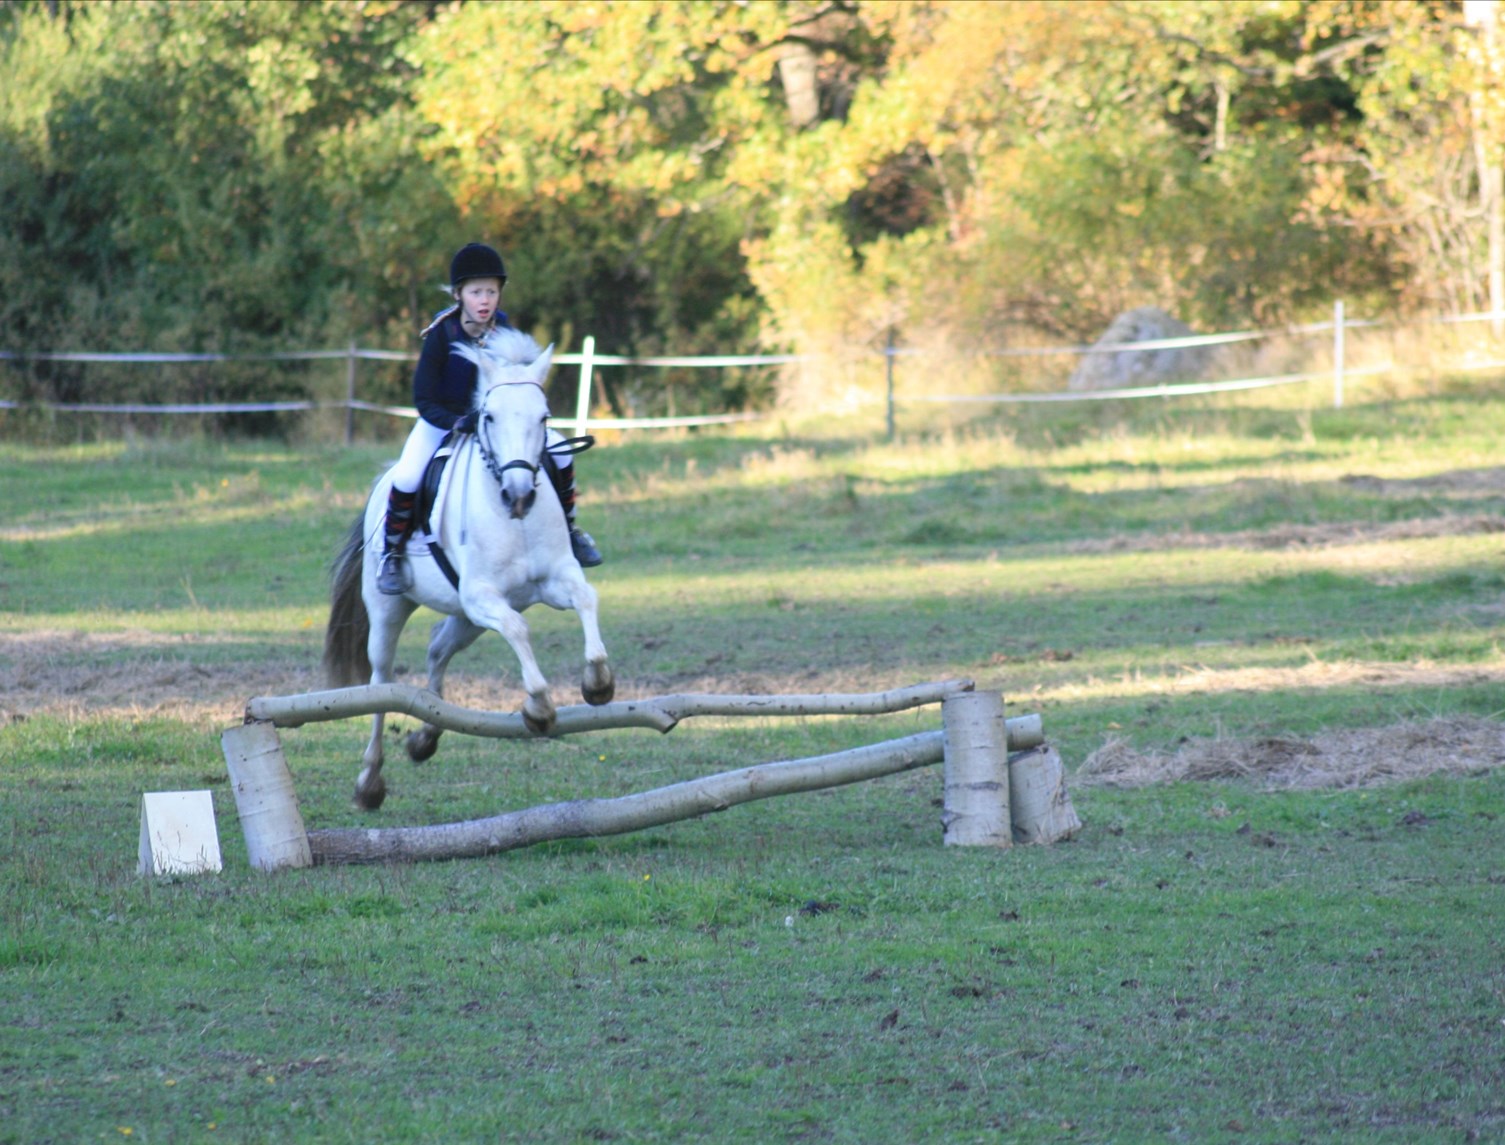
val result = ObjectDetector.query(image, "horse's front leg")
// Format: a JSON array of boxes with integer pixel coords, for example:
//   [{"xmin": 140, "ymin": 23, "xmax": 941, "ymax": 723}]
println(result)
[
  {"xmin": 355, "ymin": 594, "xmax": 416, "ymax": 810},
  {"xmin": 461, "ymin": 586, "xmax": 555, "ymax": 734},
  {"xmin": 566, "ymin": 577, "xmax": 614, "ymax": 706},
  {"xmin": 357, "ymin": 711, "xmax": 388, "ymax": 810},
  {"xmin": 406, "ymin": 613, "xmax": 485, "ymax": 762}
]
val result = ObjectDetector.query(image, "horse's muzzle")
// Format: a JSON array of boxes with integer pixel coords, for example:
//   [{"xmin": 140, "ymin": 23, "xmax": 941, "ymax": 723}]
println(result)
[{"xmin": 502, "ymin": 487, "xmax": 536, "ymax": 519}]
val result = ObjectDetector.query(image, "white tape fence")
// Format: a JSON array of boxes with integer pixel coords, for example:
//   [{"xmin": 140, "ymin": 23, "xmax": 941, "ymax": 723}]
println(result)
[{"xmin": 4, "ymin": 303, "xmax": 1504, "ymax": 437}]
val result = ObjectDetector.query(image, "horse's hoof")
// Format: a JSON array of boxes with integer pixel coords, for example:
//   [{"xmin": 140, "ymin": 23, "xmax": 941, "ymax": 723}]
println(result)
[
  {"xmin": 522, "ymin": 696, "xmax": 556, "ymax": 736},
  {"xmin": 406, "ymin": 726, "xmax": 441, "ymax": 763},
  {"xmin": 582, "ymin": 675, "xmax": 615, "ymax": 707},
  {"xmin": 354, "ymin": 772, "xmax": 387, "ymax": 811},
  {"xmin": 523, "ymin": 711, "xmax": 555, "ymax": 735}
]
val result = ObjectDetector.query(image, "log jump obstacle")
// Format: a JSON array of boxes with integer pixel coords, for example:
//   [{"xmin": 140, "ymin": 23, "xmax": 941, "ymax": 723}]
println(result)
[{"xmin": 220, "ymin": 679, "xmax": 1080, "ymax": 869}]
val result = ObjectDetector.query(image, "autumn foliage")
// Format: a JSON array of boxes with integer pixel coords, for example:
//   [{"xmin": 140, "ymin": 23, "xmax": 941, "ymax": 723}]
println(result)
[{"xmin": 1, "ymin": 1, "xmax": 1500, "ymax": 415}]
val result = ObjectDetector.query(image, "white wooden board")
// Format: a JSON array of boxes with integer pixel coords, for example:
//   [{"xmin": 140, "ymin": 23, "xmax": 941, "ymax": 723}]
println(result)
[{"xmin": 138, "ymin": 790, "xmax": 222, "ymax": 875}]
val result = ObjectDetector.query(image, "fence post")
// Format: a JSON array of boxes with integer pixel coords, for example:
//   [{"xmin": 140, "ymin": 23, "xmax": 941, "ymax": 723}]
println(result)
[
  {"xmin": 344, "ymin": 340, "xmax": 357, "ymax": 444},
  {"xmin": 885, "ymin": 327, "xmax": 896, "ymax": 441},
  {"xmin": 573, "ymin": 335, "xmax": 595, "ymax": 438},
  {"xmin": 1332, "ymin": 300, "xmax": 1345, "ymax": 409}
]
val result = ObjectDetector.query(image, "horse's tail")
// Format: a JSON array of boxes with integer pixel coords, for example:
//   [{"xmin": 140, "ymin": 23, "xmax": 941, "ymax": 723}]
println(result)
[{"xmin": 322, "ymin": 513, "xmax": 372, "ymax": 687}]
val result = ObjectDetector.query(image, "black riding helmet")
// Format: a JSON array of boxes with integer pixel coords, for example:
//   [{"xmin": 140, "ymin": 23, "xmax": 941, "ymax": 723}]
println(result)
[{"xmin": 449, "ymin": 243, "xmax": 508, "ymax": 290}]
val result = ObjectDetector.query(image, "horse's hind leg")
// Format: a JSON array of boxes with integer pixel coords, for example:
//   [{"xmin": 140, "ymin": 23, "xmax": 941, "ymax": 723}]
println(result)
[
  {"xmin": 406, "ymin": 613, "xmax": 484, "ymax": 762},
  {"xmin": 355, "ymin": 593, "xmax": 417, "ymax": 810}
]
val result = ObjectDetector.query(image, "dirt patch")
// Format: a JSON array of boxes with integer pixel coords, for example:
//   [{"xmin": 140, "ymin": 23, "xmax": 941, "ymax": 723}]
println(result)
[
  {"xmin": 1, "ymin": 629, "xmax": 327, "ymax": 725},
  {"xmin": 1116, "ymin": 658, "xmax": 1505, "ymax": 697},
  {"xmin": 1066, "ymin": 463, "xmax": 1505, "ymax": 555},
  {"xmin": 1338, "ymin": 466, "xmax": 1505, "ymax": 495},
  {"xmin": 1079, "ymin": 715, "xmax": 1505, "ymax": 789},
  {"xmin": 9, "ymin": 629, "xmax": 1505, "ymax": 792},
  {"xmin": 1067, "ymin": 512, "xmax": 1505, "ymax": 556},
  {"xmin": 0, "ymin": 628, "xmax": 915, "ymax": 726}
]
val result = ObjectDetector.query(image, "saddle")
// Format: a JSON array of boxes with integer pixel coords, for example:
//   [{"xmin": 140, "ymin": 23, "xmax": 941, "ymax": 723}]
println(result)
[
  {"xmin": 409, "ymin": 437, "xmax": 462, "ymax": 589},
  {"xmin": 415, "ymin": 437, "xmax": 456, "ymax": 539}
]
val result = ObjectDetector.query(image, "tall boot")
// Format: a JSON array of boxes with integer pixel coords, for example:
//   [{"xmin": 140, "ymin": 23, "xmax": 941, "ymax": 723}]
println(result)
[
  {"xmin": 548, "ymin": 459, "xmax": 603, "ymax": 567},
  {"xmin": 376, "ymin": 486, "xmax": 418, "ymax": 594}
]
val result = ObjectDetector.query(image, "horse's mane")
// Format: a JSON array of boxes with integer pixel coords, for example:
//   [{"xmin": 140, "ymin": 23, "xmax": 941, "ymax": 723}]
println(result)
[
  {"xmin": 450, "ymin": 328, "xmax": 547, "ymax": 401},
  {"xmin": 476, "ymin": 327, "xmax": 542, "ymax": 367}
]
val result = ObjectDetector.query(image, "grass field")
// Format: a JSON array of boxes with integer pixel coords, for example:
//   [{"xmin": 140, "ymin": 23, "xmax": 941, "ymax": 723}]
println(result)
[{"xmin": 3, "ymin": 378, "xmax": 1505, "ymax": 1142}]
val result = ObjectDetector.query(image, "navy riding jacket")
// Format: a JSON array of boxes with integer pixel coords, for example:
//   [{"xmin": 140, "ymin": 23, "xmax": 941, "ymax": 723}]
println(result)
[{"xmin": 411, "ymin": 308, "xmax": 512, "ymax": 430}]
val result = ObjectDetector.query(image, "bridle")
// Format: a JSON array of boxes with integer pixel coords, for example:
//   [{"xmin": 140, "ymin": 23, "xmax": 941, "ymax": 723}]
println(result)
[{"xmin": 473, "ymin": 381, "xmax": 544, "ymax": 492}]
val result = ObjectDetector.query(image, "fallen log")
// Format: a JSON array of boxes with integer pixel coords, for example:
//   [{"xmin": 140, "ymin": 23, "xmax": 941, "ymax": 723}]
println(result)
[{"xmin": 305, "ymin": 730, "xmax": 951, "ymax": 865}]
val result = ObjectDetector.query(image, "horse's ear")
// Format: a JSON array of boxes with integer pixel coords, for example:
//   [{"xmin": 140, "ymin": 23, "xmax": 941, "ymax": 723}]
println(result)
[{"xmin": 531, "ymin": 343, "xmax": 555, "ymax": 384}]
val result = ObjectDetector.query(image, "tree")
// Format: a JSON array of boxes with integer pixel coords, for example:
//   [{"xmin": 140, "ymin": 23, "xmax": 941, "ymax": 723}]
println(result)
[
  {"xmin": 746, "ymin": 0, "xmax": 1387, "ymax": 367},
  {"xmin": 1, "ymin": 0, "xmax": 1494, "ymax": 428},
  {"xmin": 408, "ymin": 1, "xmax": 801, "ymax": 415},
  {"xmin": 0, "ymin": 0, "xmax": 445, "ymax": 424}
]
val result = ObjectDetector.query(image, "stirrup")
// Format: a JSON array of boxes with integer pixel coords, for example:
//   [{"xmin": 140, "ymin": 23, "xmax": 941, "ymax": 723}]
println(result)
[
  {"xmin": 570, "ymin": 527, "xmax": 603, "ymax": 568},
  {"xmin": 377, "ymin": 550, "xmax": 413, "ymax": 595}
]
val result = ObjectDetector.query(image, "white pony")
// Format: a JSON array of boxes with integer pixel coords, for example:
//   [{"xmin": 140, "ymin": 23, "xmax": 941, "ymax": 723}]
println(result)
[{"xmin": 323, "ymin": 329, "xmax": 613, "ymax": 810}]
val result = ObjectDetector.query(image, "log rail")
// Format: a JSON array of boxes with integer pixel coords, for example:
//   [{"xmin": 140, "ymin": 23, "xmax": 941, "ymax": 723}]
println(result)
[{"xmin": 223, "ymin": 679, "xmax": 1066, "ymax": 869}]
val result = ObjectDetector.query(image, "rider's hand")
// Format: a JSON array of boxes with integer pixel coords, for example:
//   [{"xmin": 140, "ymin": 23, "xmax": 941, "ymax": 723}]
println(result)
[{"xmin": 455, "ymin": 410, "xmax": 480, "ymax": 435}]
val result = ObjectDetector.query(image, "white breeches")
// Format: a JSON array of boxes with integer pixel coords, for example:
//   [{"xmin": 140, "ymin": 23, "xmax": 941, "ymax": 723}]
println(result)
[{"xmin": 389, "ymin": 418, "xmax": 450, "ymax": 493}]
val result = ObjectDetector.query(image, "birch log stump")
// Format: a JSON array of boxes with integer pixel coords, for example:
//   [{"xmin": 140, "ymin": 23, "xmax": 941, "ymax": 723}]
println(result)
[
  {"xmin": 1009, "ymin": 744, "xmax": 1083, "ymax": 844},
  {"xmin": 221, "ymin": 722, "xmax": 313, "ymax": 871},
  {"xmin": 941, "ymin": 691, "xmax": 1012, "ymax": 847}
]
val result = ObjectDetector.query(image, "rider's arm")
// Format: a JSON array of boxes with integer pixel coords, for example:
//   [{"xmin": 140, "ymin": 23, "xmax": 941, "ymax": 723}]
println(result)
[{"xmin": 411, "ymin": 328, "xmax": 466, "ymax": 431}]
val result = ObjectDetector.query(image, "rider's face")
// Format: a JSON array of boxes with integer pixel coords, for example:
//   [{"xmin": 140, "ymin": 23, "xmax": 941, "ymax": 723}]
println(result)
[{"xmin": 458, "ymin": 278, "xmax": 502, "ymax": 325}]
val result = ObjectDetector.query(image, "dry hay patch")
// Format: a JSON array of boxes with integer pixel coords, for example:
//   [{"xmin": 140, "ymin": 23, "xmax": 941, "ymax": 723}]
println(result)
[{"xmin": 1079, "ymin": 715, "xmax": 1505, "ymax": 790}]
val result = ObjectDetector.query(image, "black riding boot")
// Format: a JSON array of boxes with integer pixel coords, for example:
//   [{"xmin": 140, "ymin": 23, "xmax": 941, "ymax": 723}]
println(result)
[
  {"xmin": 548, "ymin": 460, "xmax": 603, "ymax": 567},
  {"xmin": 377, "ymin": 486, "xmax": 418, "ymax": 594}
]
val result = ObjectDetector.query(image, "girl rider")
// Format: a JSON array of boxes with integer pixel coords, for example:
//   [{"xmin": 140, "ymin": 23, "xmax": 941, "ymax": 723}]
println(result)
[{"xmin": 376, "ymin": 242, "xmax": 603, "ymax": 595}]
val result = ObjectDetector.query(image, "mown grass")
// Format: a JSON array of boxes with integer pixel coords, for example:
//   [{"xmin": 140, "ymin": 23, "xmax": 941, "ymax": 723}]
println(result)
[
  {"xmin": 4, "ymin": 730, "xmax": 1503, "ymax": 1143},
  {"xmin": 4, "ymin": 377, "xmax": 1505, "ymax": 1141}
]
